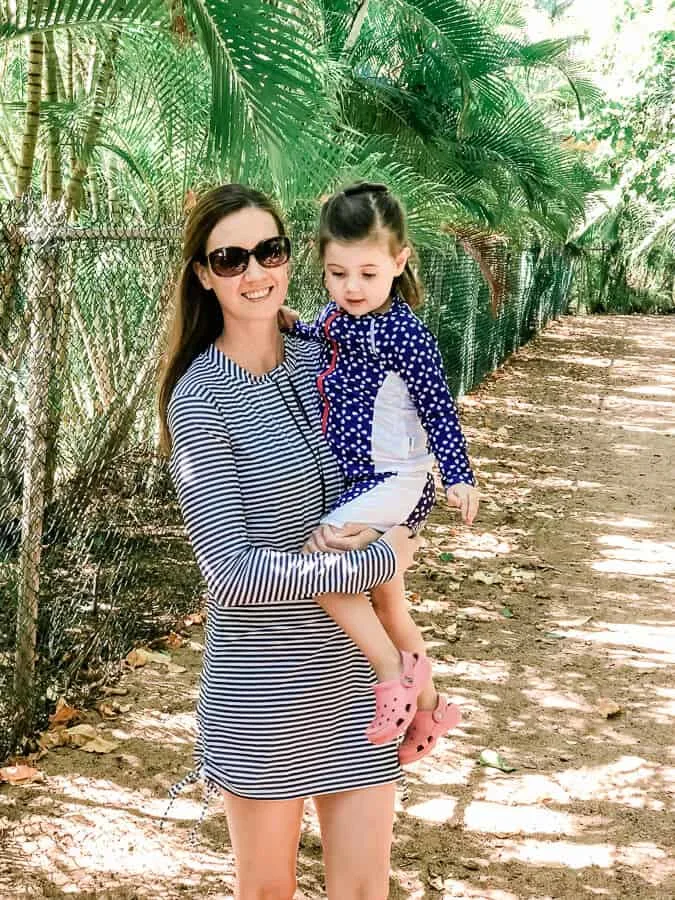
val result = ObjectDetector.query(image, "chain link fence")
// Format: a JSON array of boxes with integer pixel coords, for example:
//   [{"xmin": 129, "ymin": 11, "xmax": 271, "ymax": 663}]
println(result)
[
  {"xmin": 0, "ymin": 199, "xmax": 573, "ymax": 761},
  {"xmin": 567, "ymin": 243, "xmax": 675, "ymax": 315}
]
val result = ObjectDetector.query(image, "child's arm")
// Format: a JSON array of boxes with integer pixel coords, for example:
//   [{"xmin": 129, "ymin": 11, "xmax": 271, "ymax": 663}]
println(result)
[
  {"xmin": 278, "ymin": 303, "xmax": 331, "ymax": 342},
  {"xmin": 385, "ymin": 318, "xmax": 479, "ymax": 523}
]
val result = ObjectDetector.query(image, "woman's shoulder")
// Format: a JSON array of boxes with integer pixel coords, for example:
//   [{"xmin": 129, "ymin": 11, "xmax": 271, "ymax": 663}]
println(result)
[
  {"xmin": 172, "ymin": 349, "xmax": 216, "ymax": 394},
  {"xmin": 168, "ymin": 349, "xmax": 223, "ymax": 421},
  {"xmin": 286, "ymin": 332, "xmax": 322, "ymax": 367}
]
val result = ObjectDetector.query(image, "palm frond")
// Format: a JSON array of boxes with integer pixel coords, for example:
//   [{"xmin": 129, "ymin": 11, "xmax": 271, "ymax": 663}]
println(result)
[
  {"xmin": 184, "ymin": 0, "xmax": 337, "ymax": 196},
  {"xmin": 0, "ymin": 0, "xmax": 166, "ymax": 40}
]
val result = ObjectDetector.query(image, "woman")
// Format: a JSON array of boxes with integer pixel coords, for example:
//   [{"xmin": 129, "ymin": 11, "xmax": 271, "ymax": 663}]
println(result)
[{"xmin": 158, "ymin": 184, "xmax": 421, "ymax": 899}]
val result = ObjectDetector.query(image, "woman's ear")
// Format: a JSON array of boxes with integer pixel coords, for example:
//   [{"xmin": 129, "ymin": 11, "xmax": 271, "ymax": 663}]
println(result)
[
  {"xmin": 192, "ymin": 259, "xmax": 212, "ymax": 292},
  {"xmin": 395, "ymin": 246, "xmax": 412, "ymax": 275}
]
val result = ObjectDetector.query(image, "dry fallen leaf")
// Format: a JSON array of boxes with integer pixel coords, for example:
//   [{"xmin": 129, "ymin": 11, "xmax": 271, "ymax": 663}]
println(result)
[
  {"xmin": 81, "ymin": 737, "xmax": 120, "ymax": 754},
  {"xmin": 166, "ymin": 662, "xmax": 187, "ymax": 675},
  {"xmin": 0, "ymin": 765, "xmax": 44, "ymax": 784},
  {"xmin": 38, "ymin": 730, "xmax": 69, "ymax": 751},
  {"xmin": 187, "ymin": 640, "xmax": 204, "ymax": 652},
  {"xmin": 501, "ymin": 566, "xmax": 536, "ymax": 582},
  {"xmin": 126, "ymin": 647, "xmax": 172, "ymax": 669},
  {"xmin": 126, "ymin": 647, "xmax": 151, "ymax": 668},
  {"xmin": 97, "ymin": 702, "xmax": 117, "ymax": 719},
  {"xmin": 470, "ymin": 571, "xmax": 502, "ymax": 585},
  {"xmin": 445, "ymin": 623, "xmax": 459, "ymax": 641},
  {"xmin": 103, "ymin": 685, "xmax": 129, "ymax": 697},
  {"xmin": 48, "ymin": 697, "xmax": 82, "ymax": 730},
  {"xmin": 182, "ymin": 612, "xmax": 204, "ymax": 627},
  {"xmin": 597, "ymin": 698, "xmax": 622, "ymax": 719},
  {"xmin": 64, "ymin": 724, "xmax": 98, "ymax": 747},
  {"xmin": 162, "ymin": 631, "xmax": 184, "ymax": 649}
]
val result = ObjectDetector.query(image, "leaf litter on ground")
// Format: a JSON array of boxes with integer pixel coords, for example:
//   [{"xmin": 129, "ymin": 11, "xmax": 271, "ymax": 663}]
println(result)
[{"xmin": 478, "ymin": 749, "xmax": 517, "ymax": 772}]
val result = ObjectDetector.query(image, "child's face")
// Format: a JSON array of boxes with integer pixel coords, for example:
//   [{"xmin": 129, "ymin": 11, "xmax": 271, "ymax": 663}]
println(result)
[{"xmin": 323, "ymin": 235, "xmax": 410, "ymax": 317}]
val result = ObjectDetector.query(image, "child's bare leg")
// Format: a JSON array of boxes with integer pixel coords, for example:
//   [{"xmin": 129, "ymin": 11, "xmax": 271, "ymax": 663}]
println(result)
[
  {"xmin": 371, "ymin": 574, "xmax": 437, "ymax": 710},
  {"xmin": 316, "ymin": 591, "xmax": 402, "ymax": 683}
]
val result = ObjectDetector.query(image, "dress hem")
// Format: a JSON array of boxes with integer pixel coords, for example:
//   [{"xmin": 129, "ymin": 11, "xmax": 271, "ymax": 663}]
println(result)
[{"xmin": 202, "ymin": 765, "xmax": 403, "ymax": 801}]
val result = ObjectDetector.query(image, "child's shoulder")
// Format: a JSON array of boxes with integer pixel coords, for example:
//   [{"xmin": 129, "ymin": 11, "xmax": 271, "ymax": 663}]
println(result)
[{"xmin": 379, "ymin": 298, "xmax": 436, "ymax": 348}]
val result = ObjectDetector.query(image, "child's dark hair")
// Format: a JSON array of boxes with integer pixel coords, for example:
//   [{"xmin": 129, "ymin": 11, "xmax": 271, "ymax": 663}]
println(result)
[{"xmin": 318, "ymin": 182, "xmax": 423, "ymax": 308}]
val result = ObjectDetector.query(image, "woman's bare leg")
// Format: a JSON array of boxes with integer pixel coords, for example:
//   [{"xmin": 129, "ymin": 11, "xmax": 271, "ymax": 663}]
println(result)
[
  {"xmin": 314, "ymin": 781, "xmax": 396, "ymax": 899},
  {"xmin": 371, "ymin": 574, "xmax": 437, "ymax": 710},
  {"xmin": 221, "ymin": 791, "xmax": 305, "ymax": 900}
]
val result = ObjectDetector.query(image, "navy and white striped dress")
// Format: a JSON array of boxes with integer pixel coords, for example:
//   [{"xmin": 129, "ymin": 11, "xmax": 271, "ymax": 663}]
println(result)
[{"xmin": 167, "ymin": 336, "xmax": 402, "ymax": 799}]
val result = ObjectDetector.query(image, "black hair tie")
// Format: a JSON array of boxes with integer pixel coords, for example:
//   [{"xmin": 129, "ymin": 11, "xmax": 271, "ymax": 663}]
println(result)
[{"xmin": 343, "ymin": 182, "xmax": 388, "ymax": 197}]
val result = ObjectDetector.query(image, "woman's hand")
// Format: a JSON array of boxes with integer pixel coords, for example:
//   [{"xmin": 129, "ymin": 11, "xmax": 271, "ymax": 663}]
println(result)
[
  {"xmin": 446, "ymin": 483, "xmax": 480, "ymax": 526},
  {"xmin": 302, "ymin": 522, "xmax": 381, "ymax": 554},
  {"xmin": 277, "ymin": 305, "xmax": 300, "ymax": 332},
  {"xmin": 379, "ymin": 525, "xmax": 422, "ymax": 574}
]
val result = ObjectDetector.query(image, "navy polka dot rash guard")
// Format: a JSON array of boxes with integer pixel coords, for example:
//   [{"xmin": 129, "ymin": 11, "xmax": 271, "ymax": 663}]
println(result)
[{"xmin": 291, "ymin": 296, "xmax": 476, "ymax": 498}]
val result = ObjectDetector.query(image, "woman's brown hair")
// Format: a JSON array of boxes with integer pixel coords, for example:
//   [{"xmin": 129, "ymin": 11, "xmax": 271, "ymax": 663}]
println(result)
[
  {"xmin": 157, "ymin": 184, "xmax": 286, "ymax": 455},
  {"xmin": 317, "ymin": 182, "xmax": 423, "ymax": 308}
]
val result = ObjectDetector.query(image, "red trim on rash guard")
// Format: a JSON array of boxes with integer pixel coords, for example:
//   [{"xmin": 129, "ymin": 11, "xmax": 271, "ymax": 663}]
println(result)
[{"xmin": 317, "ymin": 310, "xmax": 342, "ymax": 434}]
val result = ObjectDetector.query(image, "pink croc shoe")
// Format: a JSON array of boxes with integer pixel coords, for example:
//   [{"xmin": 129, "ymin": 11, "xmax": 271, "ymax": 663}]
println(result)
[
  {"xmin": 398, "ymin": 694, "xmax": 461, "ymax": 765},
  {"xmin": 365, "ymin": 651, "xmax": 431, "ymax": 745}
]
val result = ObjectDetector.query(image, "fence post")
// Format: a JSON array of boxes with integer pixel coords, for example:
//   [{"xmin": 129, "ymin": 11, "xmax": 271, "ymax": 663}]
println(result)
[{"xmin": 13, "ymin": 233, "xmax": 60, "ymax": 741}]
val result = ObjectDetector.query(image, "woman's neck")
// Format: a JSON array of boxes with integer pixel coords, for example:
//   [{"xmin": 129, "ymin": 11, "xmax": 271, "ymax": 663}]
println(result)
[{"xmin": 214, "ymin": 320, "xmax": 284, "ymax": 376}]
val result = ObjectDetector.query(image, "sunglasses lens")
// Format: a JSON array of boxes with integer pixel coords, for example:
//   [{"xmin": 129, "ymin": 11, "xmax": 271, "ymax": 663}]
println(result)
[
  {"xmin": 206, "ymin": 237, "xmax": 290, "ymax": 277},
  {"xmin": 209, "ymin": 248, "xmax": 248, "ymax": 277},
  {"xmin": 257, "ymin": 237, "xmax": 291, "ymax": 268}
]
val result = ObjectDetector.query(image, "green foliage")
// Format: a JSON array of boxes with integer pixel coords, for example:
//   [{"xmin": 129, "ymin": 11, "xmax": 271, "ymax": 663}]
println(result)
[
  {"xmin": 568, "ymin": 19, "xmax": 673, "ymax": 313},
  {"xmin": 0, "ymin": 0, "xmax": 599, "ymax": 245}
]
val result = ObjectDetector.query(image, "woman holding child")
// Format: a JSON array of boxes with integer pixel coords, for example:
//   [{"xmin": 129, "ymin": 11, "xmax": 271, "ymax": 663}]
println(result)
[{"xmin": 158, "ymin": 182, "xmax": 478, "ymax": 899}]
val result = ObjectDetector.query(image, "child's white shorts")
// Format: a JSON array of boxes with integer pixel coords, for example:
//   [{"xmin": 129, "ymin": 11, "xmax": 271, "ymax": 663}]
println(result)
[{"xmin": 320, "ymin": 470, "xmax": 432, "ymax": 534}]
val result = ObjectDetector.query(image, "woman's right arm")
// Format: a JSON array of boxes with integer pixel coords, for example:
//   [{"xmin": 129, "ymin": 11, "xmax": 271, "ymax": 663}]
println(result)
[{"xmin": 167, "ymin": 390, "xmax": 397, "ymax": 609}]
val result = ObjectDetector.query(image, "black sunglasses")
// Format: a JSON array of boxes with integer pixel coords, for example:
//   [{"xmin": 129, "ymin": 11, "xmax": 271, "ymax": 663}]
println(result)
[{"xmin": 203, "ymin": 236, "xmax": 291, "ymax": 278}]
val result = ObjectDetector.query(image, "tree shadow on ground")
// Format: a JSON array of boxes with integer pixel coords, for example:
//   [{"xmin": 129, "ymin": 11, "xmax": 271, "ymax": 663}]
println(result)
[{"xmin": 1, "ymin": 316, "xmax": 674, "ymax": 898}]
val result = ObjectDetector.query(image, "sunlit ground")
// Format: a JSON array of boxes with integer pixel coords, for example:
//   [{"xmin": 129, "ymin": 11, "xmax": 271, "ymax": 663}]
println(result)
[{"xmin": 2, "ymin": 316, "xmax": 674, "ymax": 898}]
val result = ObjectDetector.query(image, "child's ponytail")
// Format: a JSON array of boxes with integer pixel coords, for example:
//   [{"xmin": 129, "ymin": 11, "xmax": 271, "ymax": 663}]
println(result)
[{"xmin": 394, "ymin": 258, "xmax": 423, "ymax": 309}]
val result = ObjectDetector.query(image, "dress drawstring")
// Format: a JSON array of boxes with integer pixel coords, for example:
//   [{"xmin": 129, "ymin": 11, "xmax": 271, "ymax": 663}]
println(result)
[{"xmin": 160, "ymin": 767, "xmax": 220, "ymax": 846}]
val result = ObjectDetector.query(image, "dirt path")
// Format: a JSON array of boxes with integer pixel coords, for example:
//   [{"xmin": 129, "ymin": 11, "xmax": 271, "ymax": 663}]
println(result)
[{"xmin": 2, "ymin": 315, "xmax": 674, "ymax": 899}]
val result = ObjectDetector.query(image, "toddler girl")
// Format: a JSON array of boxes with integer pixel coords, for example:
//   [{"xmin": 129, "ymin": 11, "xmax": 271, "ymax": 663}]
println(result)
[{"xmin": 282, "ymin": 182, "xmax": 479, "ymax": 763}]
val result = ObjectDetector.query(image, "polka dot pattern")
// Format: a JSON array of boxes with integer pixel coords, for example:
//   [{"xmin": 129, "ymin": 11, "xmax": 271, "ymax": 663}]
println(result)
[{"xmin": 292, "ymin": 296, "xmax": 476, "ymax": 521}]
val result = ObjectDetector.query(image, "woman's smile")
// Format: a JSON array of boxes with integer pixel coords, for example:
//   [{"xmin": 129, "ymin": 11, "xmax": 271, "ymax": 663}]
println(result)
[{"xmin": 241, "ymin": 285, "xmax": 274, "ymax": 301}]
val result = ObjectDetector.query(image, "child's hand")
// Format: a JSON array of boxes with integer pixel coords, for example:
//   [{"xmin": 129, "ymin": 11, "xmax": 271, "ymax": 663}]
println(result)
[
  {"xmin": 302, "ymin": 522, "xmax": 380, "ymax": 553},
  {"xmin": 446, "ymin": 483, "xmax": 479, "ymax": 526},
  {"xmin": 277, "ymin": 305, "xmax": 300, "ymax": 332}
]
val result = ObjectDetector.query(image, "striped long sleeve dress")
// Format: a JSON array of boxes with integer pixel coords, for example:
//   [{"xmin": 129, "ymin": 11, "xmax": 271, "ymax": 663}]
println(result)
[{"xmin": 167, "ymin": 336, "xmax": 402, "ymax": 798}]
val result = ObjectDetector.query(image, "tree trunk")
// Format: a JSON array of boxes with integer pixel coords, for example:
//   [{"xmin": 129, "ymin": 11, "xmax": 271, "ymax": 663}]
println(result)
[
  {"xmin": 0, "ymin": 227, "xmax": 22, "ymax": 353},
  {"xmin": 15, "ymin": 34, "xmax": 44, "ymax": 198},
  {"xmin": 66, "ymin": 33, "xmax": 74, "ymax": 100},
  {"xmin": 65, "ymin": 270, "xmax": 177, "ymax": 515},
  {"xmin": 41, "ymin": 33, "xmax": 66, "ymax": 508},
  {"xmin": 0, "ymin": 131, "xmax": 17, "ymax": 195},
  {"xmin": 44, "ymin": 32, "xmax": 63, "ymax": 202},
  {"xmin": 66, "ymin": 33, "xmax": 119, "ymax": 216},
  {"xmin": 344, "ymin": 1, "xmax": 369, "ymax": 53}
]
